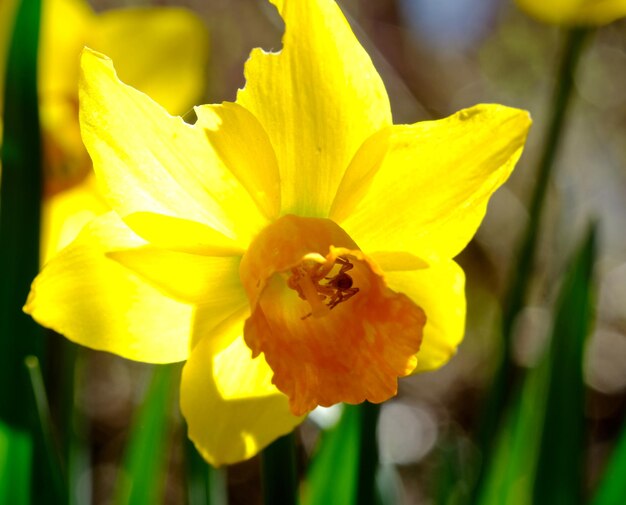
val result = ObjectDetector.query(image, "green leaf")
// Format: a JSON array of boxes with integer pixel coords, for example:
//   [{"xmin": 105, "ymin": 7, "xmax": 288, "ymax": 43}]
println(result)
[
  {"xmin": 0, "ymin": 0, "xmax": 48, "ymax": 502},
  {"xmin": 431, "ymin": 434, "xmax": 473, "ymax": 505},
  {"xmin": 473, "ymin": 30, "xmax": 592, "ymax": 484},
  {"xmin": 356, "ymin": 402, "xmax": 382, "ymax": 505},
  {"xmin": 185, "ymin": 437, "xmax": 227, "ymax": 505},
  {"xmin": 475, "ymin": 359, "xmax": 549, "ymax": 505},
  {"xmin": 113, "ymin": 364, "xmax": 179, "ymax": 505},
  {"xmin": 532, "ymin": 225, "xmax": 597, "ymax": 504},
  {"xmin": 0, "ymin": 0, "xmax": 44, "ymax": 430},
  {"xmin": 590, "ymin": 417, "xmax": 626, "ymax": 505},
  {"xmin": 303, "ymin": 403, "xmax": 385, "ymax": 505},
  {"xmin": 0, "ymin": 421, "xmax": 32, "ymax": 504},
  {"xmin": 303, "ymin": 405, "xmax": 360, "ymax": 505},
  {"xmin": 261, "ymin": 432, "xmax": 298, "ymax": 505},
  {"xmin": 475, "ymin": 225, "xmax": 596, "ymax": 505}
]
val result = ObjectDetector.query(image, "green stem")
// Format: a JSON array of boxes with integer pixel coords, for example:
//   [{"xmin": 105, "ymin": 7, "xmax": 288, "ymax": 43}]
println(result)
[
  {"xmin": 261, "ymin": 432, "xmax": 298, "ymax": 505},
  {"xmin": 61, "ymin": 343, "xmax": 90, "ymax": 505},
  {"xmin": 185, "ymin": 438, "xmax": 227, "ymax": 505},
  {"xmin": 501, "ymin": 26, "xmax": 591, "ymax": 368},
  {"xmin": 356, "ymin": 402, "xmax": 380, "ymax": 505},
  {"xmin": 471, "ymin": 26, "xmax": 591, "ymax": 502}
]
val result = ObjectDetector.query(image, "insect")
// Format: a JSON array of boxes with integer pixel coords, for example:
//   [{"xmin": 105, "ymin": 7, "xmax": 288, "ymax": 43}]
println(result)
[
  {"xmin": 289, "ymin": 256, "xmax": 360, "ymax": 319},
  {"xmin": 322, "ymin": 256, "xmax": 360, "ymax": 310}
]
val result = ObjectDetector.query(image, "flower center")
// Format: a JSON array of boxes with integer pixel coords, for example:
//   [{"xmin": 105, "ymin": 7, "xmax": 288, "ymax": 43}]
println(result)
[
  {"xmin": 240, "ymin": 215, "xmax": 426, "ymax": 415},
  {"xmin": 287, "ymin": 255, "xmax": 359, "ymax": 319}
]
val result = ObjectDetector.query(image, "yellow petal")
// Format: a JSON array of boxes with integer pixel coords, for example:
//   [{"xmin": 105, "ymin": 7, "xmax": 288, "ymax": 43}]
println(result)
[
  {"xmin": 516, "ymin": 0, "xmax": 626, "ymax": 26},
  {"xmin": 91, "ymin": 7, "xmax": 209, "ymax": 115},
  {"xmin": 181, "ymin": 311, "xmax": 303, "ymax": 466},
  {"xmin": 40, "ymin": 173, "xmax": 109, "ymax": 265},
  {"xmin": 107, "ymin": 246, "xmax": 246, "ymax": 306},
  {"xmin": 333, "ymin": 104, "xmax": 531, "ymax": 261},
  {"xmin": 24, "ymin": 212, "xmax": 194, "ymax": 363},
  {"xmin": 79, "ymin": 48, "xmax": 268, "ymax": 248},
  {"xmin": 39, "ymin": 0, "xmax": 95, "ymax": 192},
  {"xmin": 195, "ymin": 102, "xmax": 281, "ymax": 221},
  {"xmin": 123, "ymin": 212, "xmax": 245, "ymax": 256},
  {"xmin": 384, "ymin": 260, "xmax": 466, "ymax": 372},
  {"xmin": 368, "ymin": 251, "xmax": 429, "ymax": 271},
  {"xmin": 237, "ymin": 0, "xmax": 392, "ymax": 217},
  {"xmin": 38, "ymin": 1, "xmax": 209, "ymax": 194},
  {"xmin": 0, "ymin": 0, "xmax": 19, "ymax": 118},
  {"xmin": 39, "ymin": 0, "xmax": 94, "ymax": 99}
]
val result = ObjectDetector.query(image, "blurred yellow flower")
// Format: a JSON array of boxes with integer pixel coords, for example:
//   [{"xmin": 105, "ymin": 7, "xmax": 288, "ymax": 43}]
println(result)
[
  {"xmin": 516, "ymin": 0, "xmax": 626, "ymax": 26},
  {"xmin": 25, "ymin": 0, "xmax": 530, "ymax": 465},
  {"xmin": 1, "ymin": 0, "xmax": 208, "ymax": 260},
  {"xmin": 0, "ymin": 0, "xmax": 19, "ymax": 142}
]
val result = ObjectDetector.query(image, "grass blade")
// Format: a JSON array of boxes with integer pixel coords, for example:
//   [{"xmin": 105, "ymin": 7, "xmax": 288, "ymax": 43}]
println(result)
[
  {"xmin": 303, "ymin": 405, "xmax": 360, "ymax": 505},
  {"xmin": 590, "ymin": 417, "xmax": 626, "ymax": 505},
  {"xmin": 185, "ymin": 437, "xmax": 227, "ymax": 505},
  {"xmin": 113, "ymin": 364, "xmax": 179, "ymax": 505},
  {"xmin": 532, "ymin": 225, "xmax": 597, "ymax": 504},
  {"xmin": 303, "ymin": 402, "xmax": 383, "ymax": 505},
  {"xmin": 475, "ymin": 358, "xmax": 549, "ymax": 505},
  {"xmin": 0, "ymin": 0, "xmax": 48, "ymax": 502},
  {"xmin": 475, "ymin": 225, "xmax": 596, "ymax": 505},
  {"xmin": 261, "ymin": 432, "xmax": 299, "ymax": 505},
  {"xmin": 0, "ymin": 422, "xmax": 32, "ymax": 504},
  {"xmin": 0, "ymin": 0, "xmax": 44, "ymax": 429},
  {"xmin": 356, "ymin": 402, "xmax": 381, "ymax": 505},
  {"xmin": 471, "ymin": 27, "xmax": 592, "ymax": 502}
]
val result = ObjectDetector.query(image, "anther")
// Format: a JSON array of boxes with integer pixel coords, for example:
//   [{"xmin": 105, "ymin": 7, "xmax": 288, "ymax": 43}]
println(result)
[{"xmin": 290, "ymin": 256, "xmax": 360, "ymax": 319}]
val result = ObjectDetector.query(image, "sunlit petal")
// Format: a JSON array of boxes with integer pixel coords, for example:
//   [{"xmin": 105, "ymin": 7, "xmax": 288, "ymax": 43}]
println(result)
[
  {"xmin": 25, "ymin": 212, "xmax": 194, "ymax": 363},
  {"xmin": 181, "ymin": 311, "xmax": 303, "ymax": 467},
  {"xmin": 195, "ymin": 102, "xmax": 281, "ymax": 221},
  {"xmin": 121, "ymin": 212, "xmax": 245, "ymax": 256},
  {"xmin": 91, "ymin": 7, "xmax": 209, "ymax": 115},
  {"xmin": 237, "ymin": 0, "xmax": 392, "ymax": 216},
  {"xmin": 385, "ymin": 259, "xmax": 466, "ymax": 372},
  {"xmin": 107, "ymin": 246, "xmax": 246, "ymax": 307},
  {"xmin": 40, "ymin": 173, "xmax": 108, "ymax": 264},
  {"xmin": 333, "ymin": 104, "xmax": 531, "ymax": 261},
  {"xmin": 79, "ymin": 48, "xmax": 267, "ymax": 248}
]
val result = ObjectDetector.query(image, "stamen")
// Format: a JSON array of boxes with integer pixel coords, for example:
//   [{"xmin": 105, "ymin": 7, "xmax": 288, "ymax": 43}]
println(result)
[
  {"xmin": 297, "ymin": 273, "xmax": 330, "ymax": 318},
  {"xmin": 288, "ymin": 256, "xmax": 360, "ymax": 320}
]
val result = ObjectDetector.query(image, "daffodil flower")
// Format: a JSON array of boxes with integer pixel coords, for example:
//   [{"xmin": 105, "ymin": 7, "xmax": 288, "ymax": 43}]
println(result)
[
  {"xmin": 25, "ymin": 0, "xmax": 531, "ymax": 466},
  {"xmin": 1, "ymin": 0, "xmax": 208, "ymax": 260},
  {"xmin": 39, "ymin": 0, "xmax": 208, "ymax": 195},
  {"xmin": 516, "ymin": 0, "xmax": 626, "ymax": 26}
]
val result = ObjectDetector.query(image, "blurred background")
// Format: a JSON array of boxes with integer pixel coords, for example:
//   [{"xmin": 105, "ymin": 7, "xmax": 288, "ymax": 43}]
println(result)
[{"xmin": 2, "ymin": 0, "xmax": 626, "ymax": 503}]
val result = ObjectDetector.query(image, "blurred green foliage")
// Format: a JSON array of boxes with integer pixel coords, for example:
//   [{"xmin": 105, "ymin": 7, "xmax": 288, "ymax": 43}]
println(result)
[{"xmin": 0, "ymin": 0, "xmax": 46, "ymax": 502}]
